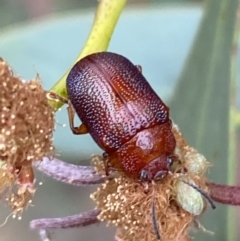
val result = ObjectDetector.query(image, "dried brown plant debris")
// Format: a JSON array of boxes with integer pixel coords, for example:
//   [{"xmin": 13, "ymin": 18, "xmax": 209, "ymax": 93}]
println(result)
[
  {"xmin": 0, "ymin": 58, "xmax": 55, "ymax": 214},
  {"xmin": 30, "ymin": 120, "xmax": 240, "ymax": 241},
  {"xmin": 90, "ymin": 124, "xmax": 213, "ymax": 241}
]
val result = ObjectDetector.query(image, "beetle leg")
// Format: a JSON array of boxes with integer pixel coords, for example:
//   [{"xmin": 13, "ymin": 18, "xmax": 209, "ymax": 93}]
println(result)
[
  {"xmin": 47, "ymin": 91, "xmax": 69, "ymax": 104},
  {"xmin": 141, "ymin": 182, "xmax": 149, "ymax": 193},
  {"xmin": 103, "ymin": 153, "xmax": 112, "ymax": 176},
  {"xmin": 135, "ymin": 65, "xmax": 142, "ymax": 73},
  {"xmin": 102, "ymin": 153, "xmax": 108, "ymax": 176},
  {"xmin": 103, "ymin": 153, "xmax": 124, "ymax": 177},
  {"xmin": 67, "ymin": 104, "xmax": 88, "ymax": 134}
]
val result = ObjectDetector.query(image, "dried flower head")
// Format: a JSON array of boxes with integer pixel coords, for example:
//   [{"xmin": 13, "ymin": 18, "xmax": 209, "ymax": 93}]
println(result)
[
  {"xmin": 91, "ymin": 124, "xmax": 212, "ymax": 241},
  {"xmin": 0, "ymin": 58, "xmax": 55, "ymax": 213},
  {"xmin": 29, "ymin": 127, "xmax": 240, "ymax": 241}
]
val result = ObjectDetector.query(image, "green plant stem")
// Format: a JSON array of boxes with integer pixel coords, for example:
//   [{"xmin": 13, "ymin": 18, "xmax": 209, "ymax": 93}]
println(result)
[{"xmin": 48, "ymin": 0, "xmax": 127, "ymax": 110}]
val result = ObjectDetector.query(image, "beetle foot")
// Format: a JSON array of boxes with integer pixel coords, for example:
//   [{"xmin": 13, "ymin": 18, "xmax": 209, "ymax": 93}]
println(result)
[{"xmin": 47, "ymin": 91, "xmax": 69, "ymax": 104}]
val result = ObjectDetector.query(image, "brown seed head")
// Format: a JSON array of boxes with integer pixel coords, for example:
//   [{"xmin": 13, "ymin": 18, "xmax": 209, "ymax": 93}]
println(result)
[
  {"xmin": 91, "ymin": 124, "xmax": 212, "ymax": 241},
  {"xmin": 0, "ymin": 58, "xmax": 55, "ymax": 213}
]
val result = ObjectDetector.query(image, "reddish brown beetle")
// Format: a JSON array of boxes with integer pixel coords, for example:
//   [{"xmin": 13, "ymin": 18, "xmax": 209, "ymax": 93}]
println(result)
[{"xmin": 65, "ymin": 52, "xmax": 176, "ymax": 182}]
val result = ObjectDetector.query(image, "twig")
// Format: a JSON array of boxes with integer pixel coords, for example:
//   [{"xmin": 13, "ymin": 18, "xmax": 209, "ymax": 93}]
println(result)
[
  {"xmin": 208, "ymin": 182, "xmax": 240, "ymax": 205},
  {"xmin": 30, "ymin": 209, "xmax": 101, "ymax": 229},
  {"xmin": 34, "ymin": 157, "xmax": 105, "ymax": 185}
]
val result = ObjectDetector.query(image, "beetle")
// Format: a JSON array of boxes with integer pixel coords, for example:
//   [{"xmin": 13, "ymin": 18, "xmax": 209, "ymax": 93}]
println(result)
[
  {"xmin": 65, "ymin": 52, "xmax": 176, "ymax": 182},
  {"xmin": 49, "ymin": 52, "xmax": 215, "ymax": 240}
]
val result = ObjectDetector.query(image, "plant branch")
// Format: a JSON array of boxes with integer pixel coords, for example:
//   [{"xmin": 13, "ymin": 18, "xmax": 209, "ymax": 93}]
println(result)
[
  {"xmin": 208, "ymin": 182, "xmax": 240, "ymax": 205},
  {"xmin": 49, "ymin": 0, "xmax": 127, "ymax": 110},
  {"xmin": 34, "ymin": 157, "xmax": 105, "ymax": 185},
  {"xmin": 38, "ymin": 229, "xmax": 51, "ymax": 241},
  {"xmin": 30, "ymin": 209, "xmax": 100, "ymax": 229}
]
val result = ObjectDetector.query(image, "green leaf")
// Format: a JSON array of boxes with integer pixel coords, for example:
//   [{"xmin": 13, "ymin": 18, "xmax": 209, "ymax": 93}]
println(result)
[{"xmin": 169, "ymin": 0, "xmax": 238, "ymax": 240}]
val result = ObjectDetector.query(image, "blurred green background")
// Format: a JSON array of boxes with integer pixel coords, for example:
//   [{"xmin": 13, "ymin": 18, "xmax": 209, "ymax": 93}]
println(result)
[{"xmin": 0, "ymin": 0, "xmax": 239, "ymax": 241}]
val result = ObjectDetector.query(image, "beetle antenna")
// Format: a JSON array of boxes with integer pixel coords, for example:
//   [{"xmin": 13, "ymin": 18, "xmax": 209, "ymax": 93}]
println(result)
[
  {"xmin": 182, "ymin": 180, "xmax": 216, "ymax": 209},
  {"xmin": 152, "ymin": 200, "xmax": 161, "ymax": 240},
  {"xmin": 151, "ymin": 183, "xmax": 161, "ymax": 240}
]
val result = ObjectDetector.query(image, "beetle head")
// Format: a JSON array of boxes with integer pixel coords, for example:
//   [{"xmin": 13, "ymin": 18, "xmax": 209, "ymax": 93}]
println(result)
[{"xmin": 139, "ymin": 154, "xmax": 173, "ymax": 182}]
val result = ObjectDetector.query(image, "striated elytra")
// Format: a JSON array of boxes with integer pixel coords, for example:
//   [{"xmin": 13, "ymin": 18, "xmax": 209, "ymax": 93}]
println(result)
[{"xmin": 66, "ymin": 52, "xmax": 176, "ymax": 182}]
